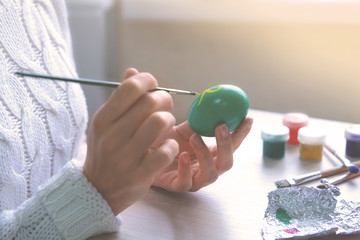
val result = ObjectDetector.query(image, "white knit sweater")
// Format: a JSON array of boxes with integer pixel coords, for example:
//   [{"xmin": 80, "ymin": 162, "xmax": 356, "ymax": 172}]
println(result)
[{"xmin": 0, "ymin": 0, "xmax": 120, "ymax": 239}]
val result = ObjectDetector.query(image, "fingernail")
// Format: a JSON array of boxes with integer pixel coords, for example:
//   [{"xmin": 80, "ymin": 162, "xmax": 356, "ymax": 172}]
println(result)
[
  {"xmin": 248, "ymin": 117, "xmax": 254, "ymax": 124},
  {"xmin": 181, "ymin": 152, "xmax": 189, "ymax": 164},
  {"xmin": 191, "ymin": 134, "xmax": 203, "ymax": 149},
  {"xmin": 219, "ymin": 124, "xmax": 229, "ymax": 138}
]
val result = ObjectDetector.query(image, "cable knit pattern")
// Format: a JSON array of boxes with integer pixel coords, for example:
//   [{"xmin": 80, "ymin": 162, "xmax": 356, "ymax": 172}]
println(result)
[
  {"xmin": 1, "ymin": 161, "xmax": 120, "ymax": 240},
  {"xmin": 0, "ymin": 0, "xmax": 120, "ymax": 239}
]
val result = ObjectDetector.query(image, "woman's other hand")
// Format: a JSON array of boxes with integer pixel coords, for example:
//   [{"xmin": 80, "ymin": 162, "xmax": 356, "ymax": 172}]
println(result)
[{"xmin": 152, "ymin": 118, "xmax": 253, "ymax": 192}]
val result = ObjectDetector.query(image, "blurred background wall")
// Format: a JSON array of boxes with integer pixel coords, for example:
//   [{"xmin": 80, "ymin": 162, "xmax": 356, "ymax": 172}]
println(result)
[
  {"xmin": 66, "ymin": 0, "xmax": 360, "ymax": 124},
  {"xmin": 66, "ymin": 0, "xmax": 119, "ymax": 124}
]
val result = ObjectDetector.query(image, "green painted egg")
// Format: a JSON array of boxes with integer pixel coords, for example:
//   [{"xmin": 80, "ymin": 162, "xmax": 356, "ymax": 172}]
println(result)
[{"xmin": 187, "ymin": 84, "xmax": 249, "ymax": 137}]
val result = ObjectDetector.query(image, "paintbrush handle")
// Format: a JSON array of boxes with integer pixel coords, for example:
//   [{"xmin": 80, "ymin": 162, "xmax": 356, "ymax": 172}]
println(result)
[
  {"xmin": 321, "ymin": 159, "xmax": 360, "ymax": 177},
  {"xmin": 292, "ymin": 166, "xmax": 344, "ymax": 185},
  {"xmin": 320, "ymin": 165, "xmax": 348, "ymax": 177},
  {"xmin": 325, "ymin": 144, "xmax": 352, "ymax": 167},
  {"xmin": 15, "ymin": 71, "xmax": 199, "ymax": 96},
  {"xmin": 332, "ymin": 172, "xmax": 360, "ymax": 185},
  {"xmin": 290, "ymin": 160, "xmax": 360, "ymax": 186},
  {"xmin": 317, "ymin": 172, "xmax": 360, "ymax": 188}
]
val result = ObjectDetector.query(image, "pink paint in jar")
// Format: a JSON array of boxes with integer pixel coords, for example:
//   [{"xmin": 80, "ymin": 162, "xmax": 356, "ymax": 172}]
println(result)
[{"xmin": 283, "ymin": 112, "xmax": 309, "ymax": 145}]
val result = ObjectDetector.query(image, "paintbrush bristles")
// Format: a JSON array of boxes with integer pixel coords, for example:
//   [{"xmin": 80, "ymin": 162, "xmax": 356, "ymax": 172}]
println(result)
[{"xmin": 275, "ymin": 179, "xmax": 293, "ymax": 188}]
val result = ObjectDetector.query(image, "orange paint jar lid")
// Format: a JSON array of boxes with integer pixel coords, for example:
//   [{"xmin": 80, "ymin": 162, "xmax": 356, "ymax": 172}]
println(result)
[{"xmin": 283, "ymin": 113, "xmax": 309, "ymax": 129}]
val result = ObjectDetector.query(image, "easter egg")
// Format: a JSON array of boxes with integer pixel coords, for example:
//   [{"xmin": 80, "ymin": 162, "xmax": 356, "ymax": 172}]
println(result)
[{"xmin": 187, "ymin": 84, "xmax": 249, "ymax": 137}]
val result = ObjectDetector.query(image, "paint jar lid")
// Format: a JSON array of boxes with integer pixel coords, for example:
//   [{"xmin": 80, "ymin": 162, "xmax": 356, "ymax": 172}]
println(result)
[
  {"xmin": 345, "ymin": 124, "xmax": 360, "ymax": 142},
  {"xmin": 261, "ymin": 125, "xmax": 290, "ymax": 142},
  {"xmin": 283, "ymin": 112, "xmax": 309, "ymax": 129},
  {"xmin": 298, "ymin": 126, "xmax": 326, "ymax": 144}
]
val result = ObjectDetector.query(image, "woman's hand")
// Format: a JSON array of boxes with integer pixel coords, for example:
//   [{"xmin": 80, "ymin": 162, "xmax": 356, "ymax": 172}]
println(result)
[
  {"xmin": 152, "ymin": 118, "xmax": 253, "ymax": 192},
  {"xmin": 83, "ymin": 68, "xmax": 179, "ymax": 215}
]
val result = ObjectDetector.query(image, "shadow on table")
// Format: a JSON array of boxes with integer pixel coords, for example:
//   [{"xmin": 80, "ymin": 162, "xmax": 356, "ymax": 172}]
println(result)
[
  {"xmin": 118, "ymin": 186, "xmax": 231, "ymax": 239},
  {"xmin": 309, "ymin": 234, "xmax": 360, "ymax": 240}
]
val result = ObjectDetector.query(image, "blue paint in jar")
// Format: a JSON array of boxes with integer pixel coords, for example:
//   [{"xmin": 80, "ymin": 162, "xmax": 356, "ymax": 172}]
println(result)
[
  {"xmin": 261, "ymin": 125, "xmax": 290, "ymax": 159},
  {"xmin": 345, "ymin": 125, "xmax": 360, "ymax": 159}
]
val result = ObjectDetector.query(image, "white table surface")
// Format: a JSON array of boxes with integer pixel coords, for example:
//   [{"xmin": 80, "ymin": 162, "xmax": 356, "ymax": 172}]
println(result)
[{"xmin": 90, "ymin": 109, "xmax": 360, "ymax": 240}]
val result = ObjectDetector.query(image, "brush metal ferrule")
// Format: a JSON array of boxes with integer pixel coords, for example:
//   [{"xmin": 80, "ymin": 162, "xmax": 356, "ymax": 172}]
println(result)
[{"xmin": 288, "ymin": 171, "xmax": 322, "ymax": 186}]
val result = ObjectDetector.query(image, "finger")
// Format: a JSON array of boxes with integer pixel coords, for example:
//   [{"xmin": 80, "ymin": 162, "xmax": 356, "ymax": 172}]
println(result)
[
  {"xmin": 106, "ymin": 90, "xmax": 173, "ymax": 146},
  {"xmin": 96, "ymin": 72, "xmax": 158, "ymax": 126},
  {"xmin": 152, "ymin": 121, "xmax": 194, "ymax": 154},
  {"xmin": 231, "ymin": 117, "xmax": 253, "ymax": 151},
  {"xmin": 189, "ymin": 134, "xmax": 218, "ymax": 189},
  {"xmin": 140, "ymin": 139, "xmax": 179, "ymax": 176},
  {"xmin": 124, "ymin": 68, "xmax": 139, "ymax": 78},
  {"xmin": 132, "ymin": 111, "xmax": 176, "ymax": 159},
  {"xmin": 172, "ymin": 152, "xmax": 192, "ymax": 191},
  {"xmin": 174, "ymin": 121, "xmax": 194, "ymax": 141},
  {"xmin": 214, "ymin": 124, "xmax": 233, "ymax": 173}
]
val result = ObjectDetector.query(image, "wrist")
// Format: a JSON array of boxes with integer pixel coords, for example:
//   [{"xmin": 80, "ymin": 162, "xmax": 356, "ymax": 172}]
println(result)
[{"xmin": 38, "ymin": 160, "xmax": 121, "ymax": 239}]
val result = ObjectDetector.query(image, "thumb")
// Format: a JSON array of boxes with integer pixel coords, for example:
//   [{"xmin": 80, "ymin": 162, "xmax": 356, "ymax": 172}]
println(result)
[{"xmin": 124, "ymin": 67, "xmax": 139, "ymax": 79}]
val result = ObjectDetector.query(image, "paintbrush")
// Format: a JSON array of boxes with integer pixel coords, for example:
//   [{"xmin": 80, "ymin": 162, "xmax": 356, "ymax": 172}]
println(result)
[
  {"xmin": 325, "ymin": 143, "xmax": 360, "ymax": 174},
  {"xmin": 317, "ymin": 172, "xmax": 360, "ymax": 189},
  {"xmin": 275, "ymin": 160, "xmax": 360, "ymax": 188},
  {"xmin": 15, "ymin": 71, "xmax": 200, "ymax": 96}
]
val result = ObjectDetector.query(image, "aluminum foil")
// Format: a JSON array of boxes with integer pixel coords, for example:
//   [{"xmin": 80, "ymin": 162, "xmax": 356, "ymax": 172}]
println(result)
[{"xmin": 262, "ymin": 179, "xmax": 360, "ymax": 239}]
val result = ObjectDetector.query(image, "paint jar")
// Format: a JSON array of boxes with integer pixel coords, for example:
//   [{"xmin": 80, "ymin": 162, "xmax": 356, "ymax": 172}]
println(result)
[
  {"xmin": 283, "ymin": 112, "xmax": 309, "ymax": 144},
  {"xmin": 345, "ymin": 125, "xmax": 360, "ymax": 159},
  {"xmin": 261, "ymin": 125, "xmax": 289, "ymax": 159},
  {"xmin": 298, "ymin": 127, "xmax": 326, "ymax": 161}
]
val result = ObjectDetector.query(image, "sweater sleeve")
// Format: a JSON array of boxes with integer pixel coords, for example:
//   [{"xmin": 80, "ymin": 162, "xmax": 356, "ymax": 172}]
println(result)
[{"xmin": 0, "ymin": 160, "xmax": 121, "ymax": 240}]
